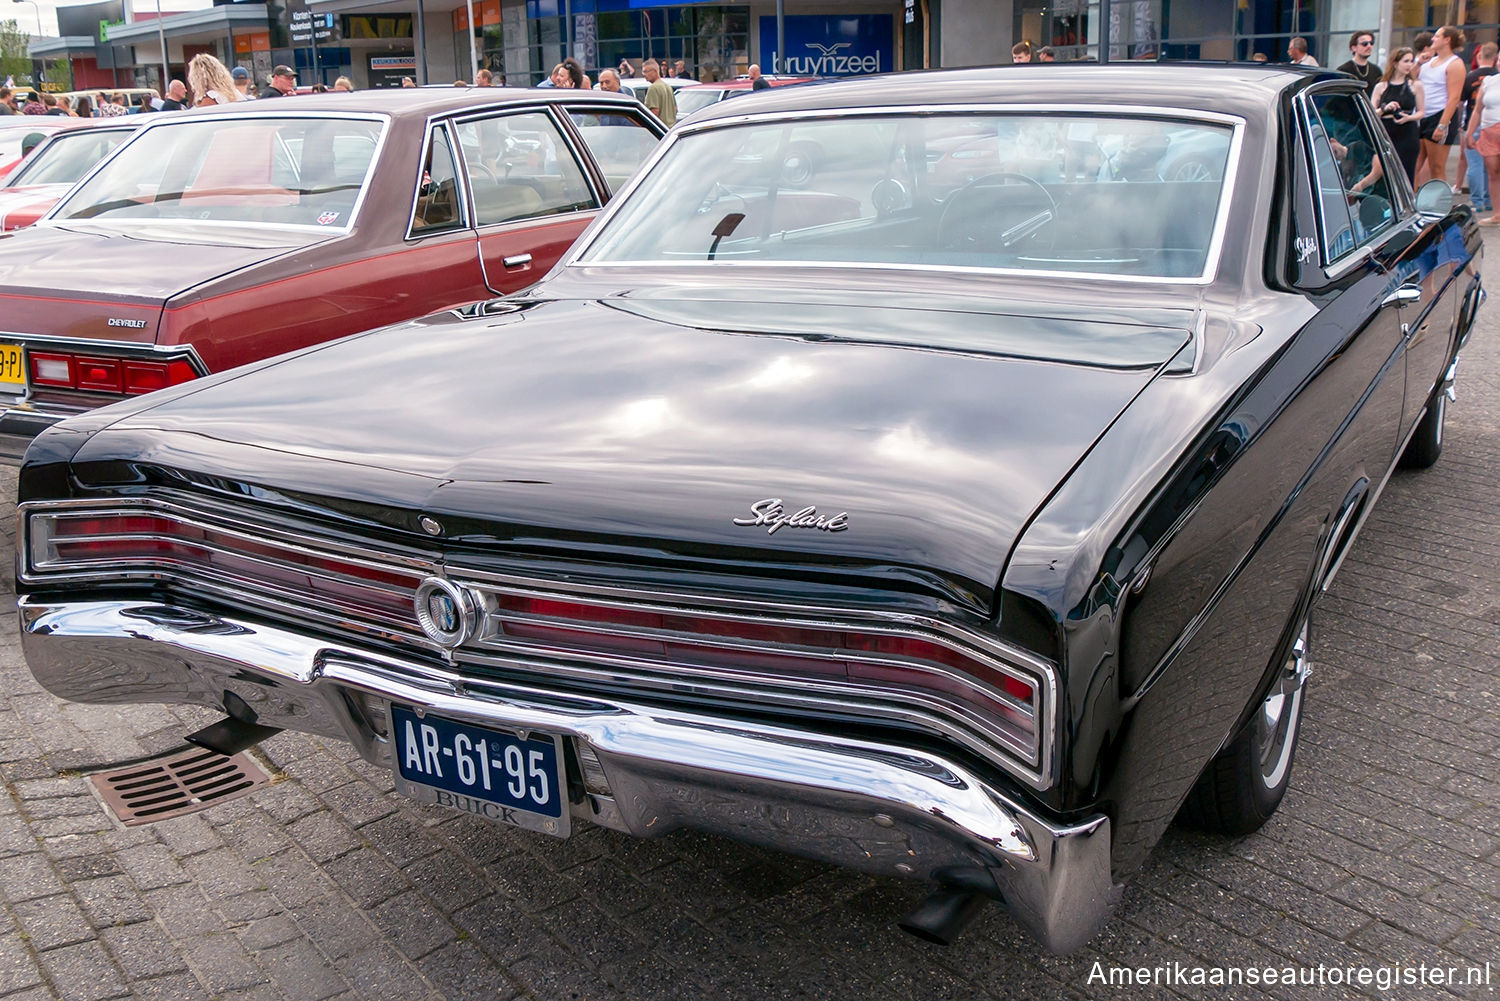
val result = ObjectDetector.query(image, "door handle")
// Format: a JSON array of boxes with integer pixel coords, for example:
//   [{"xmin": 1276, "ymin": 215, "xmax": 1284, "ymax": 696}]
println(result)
[
  {"xmin": 1381, "ymin": 285, "xmax": 1422, "ymax": 307},
  {"xmin": 502, "ymin": 253, "xmax": 532, "ymax": 269}
]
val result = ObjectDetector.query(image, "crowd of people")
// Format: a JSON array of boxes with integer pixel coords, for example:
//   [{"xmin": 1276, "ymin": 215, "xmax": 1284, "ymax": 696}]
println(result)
[
  {"xmin": 1330, "ymin": 25, "xmax": 1500, "ymax": 224},
  {"xmin": 0, "ymin": 54, "xmax": 360, "ymax": 121},
  {"xmin": 1005, "ymin": 26, "xmax": 1500, "ymax": 218}
]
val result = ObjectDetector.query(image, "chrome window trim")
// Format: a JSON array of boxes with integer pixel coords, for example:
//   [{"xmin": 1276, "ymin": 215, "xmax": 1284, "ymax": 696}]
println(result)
[
  {"xmin": 36, "ymin": 218, "xmax": 357, "ymax": 238},
  {"xmin": 1298, "ymin": 85, "xmax": 1412, "ymax": 272},
  {"xmin": 405, "ymin": 119, "xmax": 470, "ymax": 241},
  {"xmin": 565, "ymin": 102, "xmax": 1246, "ymax": 286},
  {"xmin": 42, "ymin": 111, "xmax": 392, "ymax": 237},
  {"xmin": 542, "ymin": 104, "xmax": 606, "ymax": 210},
  {"xmin": 446, "ymin": 105, "xmax": 602, "ymax": 229},
  {"xmin": 551, "ymin": 101, "xmax": 668, "ymax": 197},
  {"xmin": 19, "ymin": 494, "xmax": 1058, "ymax": 789}
]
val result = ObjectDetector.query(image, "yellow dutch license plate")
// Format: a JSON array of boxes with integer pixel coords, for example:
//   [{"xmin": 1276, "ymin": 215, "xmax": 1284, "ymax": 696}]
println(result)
[{"xmin": 0, "ymin": 344, "xmax": 24, "ymax": 392}]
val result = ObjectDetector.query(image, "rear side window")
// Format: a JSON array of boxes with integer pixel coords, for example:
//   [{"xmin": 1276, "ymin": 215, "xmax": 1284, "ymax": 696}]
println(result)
[
  {"xmin": 411, "ymin": 124, "xmax": 464, "ymax": 233},
  {"xmin": 454, "ymin": 111, "xmax": 597, "ymax": 226},
  {"xmin": 1305, "ymin": 91, "xmax": 1399, "ymax": 263},
  {"xmin": 570, "ymin": 110, "xmax": 662, "ymax": 193}
]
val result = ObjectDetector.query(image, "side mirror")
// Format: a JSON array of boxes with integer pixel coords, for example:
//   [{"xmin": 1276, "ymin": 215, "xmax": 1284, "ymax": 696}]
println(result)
[{"xmin": 1414, "ymin": 178, "xmax": 1454, "ymax": 218}]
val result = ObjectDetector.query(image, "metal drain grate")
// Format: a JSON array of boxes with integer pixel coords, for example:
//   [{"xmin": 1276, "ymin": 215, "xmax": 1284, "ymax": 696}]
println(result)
[{"xmin": 90, "ymin": 745, "xmax": 270, "ymax": 826}]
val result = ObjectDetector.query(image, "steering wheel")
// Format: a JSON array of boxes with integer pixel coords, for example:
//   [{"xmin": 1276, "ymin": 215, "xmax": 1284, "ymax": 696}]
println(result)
[{"xmin": 937, "ymin": 172, "xmax": 1057, "ymax": 255}]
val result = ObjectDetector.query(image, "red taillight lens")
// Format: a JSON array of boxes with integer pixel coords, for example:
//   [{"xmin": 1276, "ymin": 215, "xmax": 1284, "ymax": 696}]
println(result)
[
  {"xmin": 26, "ymin": 352, "xmax": 197, "ymax": 395},
  {"xmin": 76, "ymin": 357, "xmax": 124, "ymax": 393},
  {"xmin": 30, "ymin": 510, "xmax": 422, "ymax": 625},
  {"xmin": 492, "ymin": 592, "xmax": 1041, "ymax": 759},
  {"xmin": 30, "ymin": 353, "xmax": 74, "ymax": 388},
  {"xmin": 123, "ymin": 359, "xmax": 197, "ymax": 395}
]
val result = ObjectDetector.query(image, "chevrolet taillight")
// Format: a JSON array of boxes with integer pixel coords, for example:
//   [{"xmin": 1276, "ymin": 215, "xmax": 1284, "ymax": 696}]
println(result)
[{"xmin": 28, "ymin": 352, "xmax": 196, "ymax": 395}]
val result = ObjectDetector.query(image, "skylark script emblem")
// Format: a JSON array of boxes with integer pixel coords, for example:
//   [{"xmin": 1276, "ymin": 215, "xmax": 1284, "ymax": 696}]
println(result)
[{"xmin": 733, "ymin": 498, "xmax": 849, "ymax": 535}]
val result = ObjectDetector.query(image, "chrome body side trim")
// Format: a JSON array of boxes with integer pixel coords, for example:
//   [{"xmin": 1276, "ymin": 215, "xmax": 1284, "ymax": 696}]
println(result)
[{"xmin": 17, "ymin": 597, "xmax": 1115, "ymax": 953}]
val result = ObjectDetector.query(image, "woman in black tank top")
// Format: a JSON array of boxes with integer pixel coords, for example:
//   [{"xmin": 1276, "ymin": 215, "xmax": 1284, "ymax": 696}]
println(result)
[{"xmin": 1373, "ymin": 48, "xmax": 1423, "ymax": 183}]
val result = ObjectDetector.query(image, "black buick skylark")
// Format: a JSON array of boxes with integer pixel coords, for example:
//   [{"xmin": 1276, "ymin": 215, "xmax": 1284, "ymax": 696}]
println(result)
[{"xmin": 15, "ymin": 65, "xmax": 1482, "ymax": 951}]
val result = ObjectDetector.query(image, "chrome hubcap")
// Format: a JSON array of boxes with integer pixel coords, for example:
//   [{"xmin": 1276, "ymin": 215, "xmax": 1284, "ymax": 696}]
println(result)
[{"xmin": 1255, "ymin": 625, "xmax": 1310, "ymax": 787}]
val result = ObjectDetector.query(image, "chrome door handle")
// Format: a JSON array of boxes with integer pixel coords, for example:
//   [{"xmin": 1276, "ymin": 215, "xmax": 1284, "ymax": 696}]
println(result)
[
  {"xmin": 1381, "ymin": 285, "xmax": 1422, "ymax": 307},
  {"xmin": 502, "ymin": 253, "xmax": 532, "ymax": 268}
]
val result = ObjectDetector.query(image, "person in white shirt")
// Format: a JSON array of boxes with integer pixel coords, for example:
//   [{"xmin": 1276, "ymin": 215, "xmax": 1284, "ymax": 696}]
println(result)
[
  {"xmin": 1416, "ymin": 25, "xmax": 1467, "ymax": 186},
  {"xmin": 1288, "ymin": 37, "xmax": 1319, "ymax": 67}
]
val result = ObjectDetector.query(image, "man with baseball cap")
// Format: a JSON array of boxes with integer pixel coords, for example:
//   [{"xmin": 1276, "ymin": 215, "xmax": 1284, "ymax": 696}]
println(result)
[
  {"xmin": 258, "ymin": 65, "xmax": 296, "ymax": 99},
  {"xmin": 232, "ymin": 66, "xmax": 255, "ymax": 100}
]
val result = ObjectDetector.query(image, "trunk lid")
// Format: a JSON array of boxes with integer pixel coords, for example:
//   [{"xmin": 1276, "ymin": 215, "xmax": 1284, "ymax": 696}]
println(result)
[
  {"xmin": 72, "ymin": 288, "xmax": 1193, "ymax": 614},
  {"xmin": 0, "ymin": 222, "xmax": 315, "ymax": 343}
]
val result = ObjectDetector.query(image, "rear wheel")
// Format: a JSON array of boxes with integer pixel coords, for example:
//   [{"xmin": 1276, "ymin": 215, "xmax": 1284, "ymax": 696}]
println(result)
[
  {"xmin": 1178, "ymin": 622, "xmax": 1310, "ymax": 835},
  {"xmin": 1399, "ymin": 393, "xmax": 1446, "ymax": 469}
]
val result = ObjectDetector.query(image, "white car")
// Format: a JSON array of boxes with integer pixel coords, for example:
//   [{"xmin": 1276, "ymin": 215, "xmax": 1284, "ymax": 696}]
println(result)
[{"xmin": 610, "ymin": 76, "xmax": 695, "ymax": 101}]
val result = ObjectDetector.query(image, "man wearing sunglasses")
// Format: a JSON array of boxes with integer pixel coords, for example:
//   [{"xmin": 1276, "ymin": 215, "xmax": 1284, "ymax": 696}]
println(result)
[{"xmin": 1337, "ymin": 31, "xmax": 1381, "ymax": 97}]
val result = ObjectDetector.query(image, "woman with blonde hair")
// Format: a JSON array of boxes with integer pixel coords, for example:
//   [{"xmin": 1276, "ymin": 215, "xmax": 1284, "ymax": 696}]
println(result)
[{"xmin": 188, "ymin": 53, "xmax": 242, "ymax": 106}]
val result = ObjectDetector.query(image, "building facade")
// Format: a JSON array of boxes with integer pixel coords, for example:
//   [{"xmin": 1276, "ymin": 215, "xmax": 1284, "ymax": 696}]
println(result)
[{"xmin": 32, "ymin": 0, "xmax": 1500, "ymax": 98}]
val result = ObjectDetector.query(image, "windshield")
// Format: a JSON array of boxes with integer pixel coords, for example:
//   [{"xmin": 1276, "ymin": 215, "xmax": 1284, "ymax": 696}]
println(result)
[
  {"xmin": 10, "ymin": 129, "xmax": 133, "ymax": 187},
  {"xmin": 580, "ymin": 113, "xmax": 1236, "ymax": 279},
  {"xmin": 51, "ymin": 116, "xmax": 383, "ymax": 229}
]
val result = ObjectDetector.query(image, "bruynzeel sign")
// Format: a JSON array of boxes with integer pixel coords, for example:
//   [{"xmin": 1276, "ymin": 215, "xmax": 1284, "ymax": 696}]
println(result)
[{"xmin": 758, "ymin": 13, "xmax": 894, "ymax": 76}]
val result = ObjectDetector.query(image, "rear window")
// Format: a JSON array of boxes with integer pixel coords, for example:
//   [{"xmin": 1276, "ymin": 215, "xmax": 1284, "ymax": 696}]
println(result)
[
  {"xmin": 51, "ymin": 116, "xmax": 383, "ymax": 229},
  {"xmin": 10, "ymin": 129, "xmax": 133, "ymax": 187},
  {"xmin": 675, "ymin": 89, "xmax": 727, "ymax": 120},
  {"xmin": 580, "ymin": 113, "xmax": 1237, "ymax": 280}
]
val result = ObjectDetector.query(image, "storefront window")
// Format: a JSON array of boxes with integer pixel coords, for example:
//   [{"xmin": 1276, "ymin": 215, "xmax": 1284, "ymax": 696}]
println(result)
[
  {"xmin": 516, "ymin": 3, "xmax": 745, "ymax": 84},
  {"xmin": 1392, "ymin": 0, "xmax": 1500, "ymax": 50}
]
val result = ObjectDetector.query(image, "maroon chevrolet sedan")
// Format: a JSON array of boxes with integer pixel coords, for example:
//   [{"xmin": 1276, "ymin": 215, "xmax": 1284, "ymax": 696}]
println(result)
[{"xmin": 0, "ymin": 88, "xmax": 666, "ymax": 457}]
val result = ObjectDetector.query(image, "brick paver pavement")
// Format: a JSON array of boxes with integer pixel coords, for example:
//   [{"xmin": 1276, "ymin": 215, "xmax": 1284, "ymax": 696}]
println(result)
[{"xmin": 0, "ymin": 302, "xmax": 1496, "ymax": 1000}]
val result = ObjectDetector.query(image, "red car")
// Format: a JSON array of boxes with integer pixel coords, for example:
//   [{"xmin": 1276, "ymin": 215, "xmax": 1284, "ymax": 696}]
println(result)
[
  {"xmin": 0, "ymin": 89, "xmax": 665, "ymax": 456},
  {"xmin": 0, "ymin": 119, "xmax": 141, "ymax": 231},
  {"xmin": 674, "ymin": 76, "xmax": 815, "ymax": 122}
]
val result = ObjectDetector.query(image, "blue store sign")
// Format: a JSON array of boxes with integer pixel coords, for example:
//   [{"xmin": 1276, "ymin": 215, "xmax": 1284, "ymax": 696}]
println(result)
[{"xmin": 759, "ymin": 14, "xmax": 894, "ymax": 76}]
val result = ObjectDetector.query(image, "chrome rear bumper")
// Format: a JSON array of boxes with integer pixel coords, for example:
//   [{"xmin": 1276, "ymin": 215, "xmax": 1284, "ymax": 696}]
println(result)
[{"xmin": 19, "ymin": 598, "xmax": 1117, "ymax": 952}]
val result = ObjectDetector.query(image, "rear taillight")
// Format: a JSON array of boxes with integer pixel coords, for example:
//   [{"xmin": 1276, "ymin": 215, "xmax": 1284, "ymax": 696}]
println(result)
[
  {"xmin": 27, "ymin": 351, "xmax": 196, "ymax": 395},
  {"xmin": 124, "ymin": 360, "xmax": 197, "ymax": 395},
  {"xmin": 490, "ymin": 593, "xmax": 1042, "ymax": 762},
  {"xmin": 76, "ymin": 357, "xmax": 123, "ymax": 393},
  {"xmin": 28, "ymin": 510, "xmax": 423, "ymax": 627},
  {"xmin": 29, "ymin": 353, "xmax": 73, "ymax": 388}
]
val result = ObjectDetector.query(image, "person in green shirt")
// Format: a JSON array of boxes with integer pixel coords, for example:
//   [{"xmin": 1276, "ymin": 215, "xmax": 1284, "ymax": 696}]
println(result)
[{"xmin": 642, "ymin": 59, "xmax": 677, "ymax": 127}]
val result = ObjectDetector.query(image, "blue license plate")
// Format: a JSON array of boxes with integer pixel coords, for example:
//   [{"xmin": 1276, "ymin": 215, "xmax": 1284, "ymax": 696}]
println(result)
[{"xmin": 391, "ymin": 706, "xmax": 566, "ymax": 831}]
